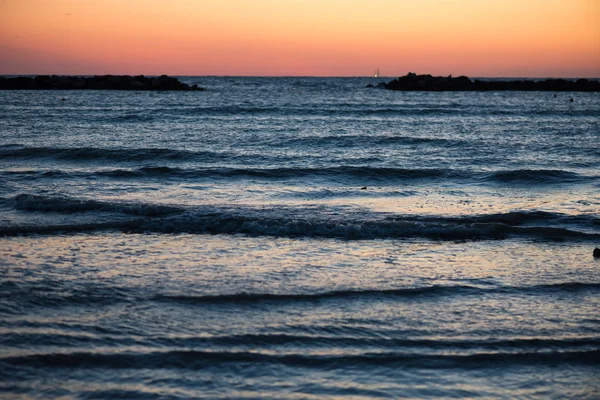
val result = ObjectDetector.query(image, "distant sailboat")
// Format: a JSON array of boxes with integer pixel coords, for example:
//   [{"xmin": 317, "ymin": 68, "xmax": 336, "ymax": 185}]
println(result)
[{"xmin": 366, "ymin": 68, "xmax": 382, "ymax": 88}]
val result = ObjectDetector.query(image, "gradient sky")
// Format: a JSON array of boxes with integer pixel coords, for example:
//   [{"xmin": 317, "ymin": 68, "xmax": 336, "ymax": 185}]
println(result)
[{"xmin": 1, "ymin": 0, "xmax": 599, "ymax": 77}]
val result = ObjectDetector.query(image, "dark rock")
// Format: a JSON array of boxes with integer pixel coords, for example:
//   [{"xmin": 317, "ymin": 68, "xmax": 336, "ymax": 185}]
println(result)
[
  {"xmin": 73, "ymin": 77, "xmax": 86, "ymax": 89},
  {"xmin": 594, "ymin": 248, "xmax": 600, "ymax": 258},
  {"xmin": 385, "ymin": 73, "xmax": 600, "ymax": 92},
  {"xmin": 0, "ymin": 76, "xmax": 35, "ymax": 89},
  {"xmin": 0, "ymin": 75, "xmax": 205, "ymax": 91}
]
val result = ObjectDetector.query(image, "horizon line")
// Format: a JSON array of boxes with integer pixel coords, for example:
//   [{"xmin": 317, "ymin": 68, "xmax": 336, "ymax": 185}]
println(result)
[{"xmin": 2, "ymin": 74, "xmax": 600, "ymax": 80}]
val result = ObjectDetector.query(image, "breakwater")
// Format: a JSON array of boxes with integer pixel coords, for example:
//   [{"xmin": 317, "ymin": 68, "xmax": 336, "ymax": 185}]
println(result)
[
  {"xmin": 384, "ymin": 73, "xmax": 600, "ymax": 91},
  {"xmin": 0, "ymin": 74, "xmax": 204, "ymax": 90}
]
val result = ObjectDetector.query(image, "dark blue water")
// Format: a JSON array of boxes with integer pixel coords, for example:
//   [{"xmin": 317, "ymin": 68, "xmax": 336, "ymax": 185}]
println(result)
[{"xmin": 1, "ymin": 77, "xmax": 599, "ymax": 399}]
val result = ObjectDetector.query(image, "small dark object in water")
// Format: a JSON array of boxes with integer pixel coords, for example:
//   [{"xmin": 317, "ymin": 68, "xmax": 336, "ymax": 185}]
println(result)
[
  {"xmin": 361, "ymin": 187, "xmax": 367, "ymax": 190},
  {"xmin": 594, "ymin": 248, "xmax": 600, "ymax": 258},
  {"xmin": 61, "ymin": 98, "xmax": 66, "ymax": 101},
  {"xmin": 569, "ymin": 98, "xmax": 574, "ymax": 102}
]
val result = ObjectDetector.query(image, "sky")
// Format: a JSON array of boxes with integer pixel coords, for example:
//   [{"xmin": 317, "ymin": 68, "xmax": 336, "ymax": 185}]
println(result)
[{"xmin": 1, "ymin": 0, "xmax": 599, "ymax": 77}]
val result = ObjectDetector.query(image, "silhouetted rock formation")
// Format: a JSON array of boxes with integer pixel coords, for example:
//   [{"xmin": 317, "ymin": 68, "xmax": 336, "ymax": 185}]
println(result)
[
  {"xmin": 385, "ymin": 73, "xmax": 600, "ymax": 91},
  {"xmin": 594, "ymin": 248, "xmax": 600, "ymax": 258},
  {"xmin": 0, "ymin": 75, "xmax": 205, "ymax": 91}
]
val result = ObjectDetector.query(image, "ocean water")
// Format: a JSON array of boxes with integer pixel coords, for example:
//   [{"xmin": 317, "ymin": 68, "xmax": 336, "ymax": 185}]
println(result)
[{"xmin": 1, "ymin": 77, "xmax": 599, "ymax": 399}]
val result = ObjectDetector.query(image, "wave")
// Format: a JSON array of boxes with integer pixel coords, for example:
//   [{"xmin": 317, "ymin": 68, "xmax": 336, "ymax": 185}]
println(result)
[
  {"xmin": 131, "ymin": 105, "xmax": 466, "ymax": 117},
  {"xmin": 484, "ymin": 169, "xmax": 585, "ymax": 183},
  {"xmin": 0, "ymin": 286, "xmax": 134, "ymax": 311},
  {"xmin": 2, "ymin": 165, "xmax": 596, "ymax": 184},
  {"xmin": 134, "ymin": 105, "xmax": 600, "ymax": 118},
  {"xmin": 3, "ymin": 281, "xmax": 598, "ymax": 312},
  {"xmin": 108, "ymin": 113, "xmax": 156, "ymax": 122},
  {"xmin": 128, "ymin": 166, "xmax": 459, "ymax": 180},
  {"xmin": 4, "ymin": 329, "xmax": 598, "ymax": 351},
  {"xmin": 0, "ymin": 165, "xmax": 462, "ymax": 182},
  {"xmin": 5, "ymin": 214, "xmax": 598, "ymax": 240},
  {"xmin": 0, "ymin": 146, "xmax": 240, "ymax": 163},
  {"xmin": 9, "ymin": 194, "xmax": 183, "ymax": 216},
  {"xmin": 1, "ymin": 143, "xmax": 596, "ymax": 185},
  {"xmin": 155, "ymin": 286, "xmax": 483, "ymax": 304},
  {"xmin": 537, "ymin": 282, "xmax": 600, "ymax": 291},
  {"xmin": 2, "ymin": 194, "xmax": 598, "ymax": 240},
  {"xmin": 278, "ymin": 134, "xmax": 462, "ymax": 148},
  {"xmin": 395, "ymin": 210, "xmax": 599, "ymax": 226},
  {"xmin": 155, "ymin": 282, "xmax": 600, "ymax": 305},
  {"xmin": 162, "ymin": 335, "xmax": 600, "ymax": 350},
  {"xmin": 3, "ymin": 348, "xmax": 598, "ymax": 370}
]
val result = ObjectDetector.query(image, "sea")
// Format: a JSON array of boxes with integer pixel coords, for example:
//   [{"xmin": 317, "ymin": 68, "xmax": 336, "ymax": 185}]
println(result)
[{"xmin": 1, "ymin": 77, "xmax": 599, "ymax": 399}]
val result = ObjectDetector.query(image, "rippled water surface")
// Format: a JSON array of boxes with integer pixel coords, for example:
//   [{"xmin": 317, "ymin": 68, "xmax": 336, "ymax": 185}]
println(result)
[{"xmin": 1, "ymin": 77, "xmax": 599, "ymax": 399}]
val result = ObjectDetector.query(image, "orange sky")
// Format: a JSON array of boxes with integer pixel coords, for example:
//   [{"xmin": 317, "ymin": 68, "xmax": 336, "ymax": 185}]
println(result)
[{"xmin": 1, "ymin": 0, "xmax": 599, "ymax": 77}]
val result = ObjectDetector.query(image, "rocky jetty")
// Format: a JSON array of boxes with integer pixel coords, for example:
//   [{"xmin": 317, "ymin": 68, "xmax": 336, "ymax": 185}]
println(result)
[
  {"xmin": 0, "ymin": 75, "xmax": 204, "ymax": 91},
  {"xmin": 385, "ymin": 73, "xmax": 600, "ymax": 91}
]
